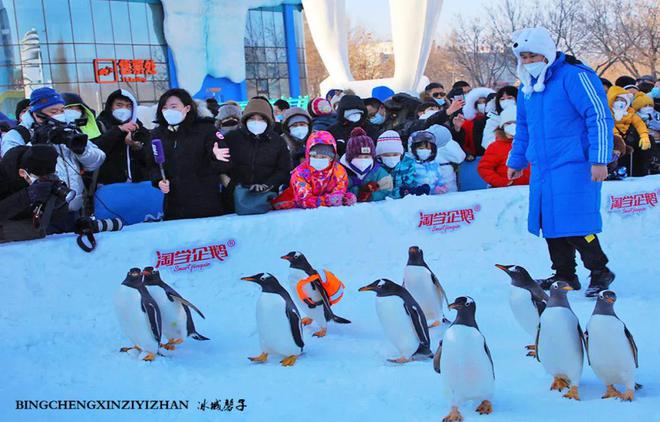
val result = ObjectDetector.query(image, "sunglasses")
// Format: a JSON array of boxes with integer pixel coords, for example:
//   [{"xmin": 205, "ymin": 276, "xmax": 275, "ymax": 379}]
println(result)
[{"xmin": 431, "ymin": 92, "xmax": 446, "ymax": 98}]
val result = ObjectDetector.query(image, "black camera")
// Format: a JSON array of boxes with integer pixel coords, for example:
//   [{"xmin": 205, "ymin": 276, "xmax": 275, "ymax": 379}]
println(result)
[
  {"xmin": 33, "ymin": 121, "xmax": 88, "ymax": 154},
  {"xmin": 75, "ymin": 217, "xmax": 124, "ymax": 252}
]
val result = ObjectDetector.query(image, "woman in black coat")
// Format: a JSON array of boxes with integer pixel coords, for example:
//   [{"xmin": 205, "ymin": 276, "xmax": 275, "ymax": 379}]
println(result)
[{"xmin": 146, "ymin": 89, "xmax": 231, "ymax": 220}]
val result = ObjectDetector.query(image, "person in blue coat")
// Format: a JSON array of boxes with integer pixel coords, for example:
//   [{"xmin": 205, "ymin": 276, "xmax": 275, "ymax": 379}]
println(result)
[{"xmin": 505, "ymin": 27, "xmax": 615, "ymax": 298}]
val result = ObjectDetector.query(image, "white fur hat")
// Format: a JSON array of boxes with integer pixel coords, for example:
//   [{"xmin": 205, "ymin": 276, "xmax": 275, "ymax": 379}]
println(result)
[
  {"xmin": 462, "ymin": 87, "xmax": 495, "ymax": 120},
  {"xmin": 499, "ymin": 105, "xmax": 517, "ymax": 127},
  {"xmin": 511, "ymin": 27, "xmax": 557, "ymax": 95}
]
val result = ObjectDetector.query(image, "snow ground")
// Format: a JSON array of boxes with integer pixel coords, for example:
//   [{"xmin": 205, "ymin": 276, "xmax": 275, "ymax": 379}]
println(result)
[{"xmin": 2, "ymin": 175, "xmax": 659, "ymax": 422}]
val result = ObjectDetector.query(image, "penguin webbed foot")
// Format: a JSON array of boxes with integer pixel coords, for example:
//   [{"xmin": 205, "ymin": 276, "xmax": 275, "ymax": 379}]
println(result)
[
  {"xmin": 443, "ymin": 406, "xmax": 464, "ymax": 422},
  {"xmin": 620, "ymin": 389, "xmax": 634, "ymax": 401},
  {"xmin": 190, "ymin": 333, "xmax": 210, "ymax": 341},
  {"xmin": 386, "ymin": 357, "xmax": 412, "ymax": 364},
  {"xmin": 428, "ymin": 320, "xmax": 441, "ymax": 328},
  {"xmin": 119, "ymin": 345, "xmax": 141, "ymax": 353},
  {"xmin": 475, "ymin": 400, "xmax": 493, "ymax": 415},
  {"xmin": 280, "ymin": 355, "xmax": 298, "ymax": 366},
  {"xmin": 312, "ymin": 328, "xmax": 327, "ymax": 338},
  {"xmin": 526, "ymin": 350, "xmax": 537, "ymax": 358},
  {"xmin": 550, "ymin": 377, "xmax": 570, "ymax": 391},
  {"xmin": 248, "ymin": 352, "xmax": 269, "ymax": 363},
  {"xmin": 602, "ymin": 385, "xmax": 622, "ymax": 399},
  {"xmin": 563, "ymin": 386, "xmax": 580, "ymax": 401},
  {"xmin": 161, "ymin": 343, "xmax": 176, "ymax": 351},
  {"xmin": 301, "ymin": 317, "xmax": 313, "ymax": 326},
  {"xmin": 142, "ymin": 352, "xmax": 156, "ymax": 361}
]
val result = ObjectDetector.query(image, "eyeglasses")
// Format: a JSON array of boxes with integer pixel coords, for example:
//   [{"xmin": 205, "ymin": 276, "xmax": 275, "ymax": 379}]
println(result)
[{"xmin": 431, "ymin": 92, "xmax": 446, "ymax": 98}]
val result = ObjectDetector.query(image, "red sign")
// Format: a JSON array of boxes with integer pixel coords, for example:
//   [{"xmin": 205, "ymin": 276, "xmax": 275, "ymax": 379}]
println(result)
[
  {"xmin": 155, "ymin": 239, "xmax": 236, "ymax": 273},
  {"xmin": 93, "ymin": 58, "xmax": 157, "ymax": 84},
  {"xmin": 608, "ymin": 190, "xmax": 658, "ymax": 216},
  {"xmin": 418, "ymin": 204, "xmax": 481, "ymax": 234}
]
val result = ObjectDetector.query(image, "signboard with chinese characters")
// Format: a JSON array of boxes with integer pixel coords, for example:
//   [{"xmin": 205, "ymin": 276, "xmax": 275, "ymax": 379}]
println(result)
[
  {"xmin": 155, "ymin": 239, "xmax": 236, "ymax": 273},
  {"xmin": 93, "ymin": 58, "xmax": 157, "ymax": 84},
  {"xmin": 607, "ymin": 190, "xmax": 658, "ymax": 216},
  {"xmin": 417, "ymin": 204, "xmax": 481, "ymax": 234}
]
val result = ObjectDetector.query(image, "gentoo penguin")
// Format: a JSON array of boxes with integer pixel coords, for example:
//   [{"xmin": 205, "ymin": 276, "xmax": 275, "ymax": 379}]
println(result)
[
  {"xmin": 242, "ymin": 273, "xmax": 304, "ymax": 366},
  {"xmin": 586, "ymin": 290, "xmax": 640, "ymax": 401},
  {"xmin": 495, "ymin": 264, "xmax": 548, "ymax": 357},
  {"xmin": 113, "ymin": 268, "xmax": 162, "ymax": 361},
  {"xmin": 358, "ymin": 279, "xmax": 433, "ymax": 363},
  {"xmin": 433, "ymin": 296, "xmax": 494, "ymax": 422},
  {"xmin": 281, "ymin": 251, "xmax": 351, "ymax": 337},
  {"xmin": 142, "ymin": 266, "xmax": 209, "ymax": 350},
  {"xmin": 535, "ymin": 281, "xmax": 585, "ymax": 400},
  {"xmin": 402, "ymin": 246, "xmax": 449, "ymax": 328}
]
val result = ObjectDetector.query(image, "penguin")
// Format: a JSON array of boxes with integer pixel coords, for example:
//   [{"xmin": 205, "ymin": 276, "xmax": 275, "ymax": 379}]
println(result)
[
  {"xmin": 281, "ymin": 251, "xmax": 351, "ymax": 337},
  {"xmin": 142, "ymin": 266, "xmax": 209, "ymax": 351},
  {"xmin": 495, "ymin": 264, "xmax": 548, "ymax": 357},
  {"xmin": 242, "ymin": 273, "xmax": 304, "ymax": 366},
  {"xmin": 433, "ymin": 296, "xmax": 494, "ymax": 422},
  {"xmin": 402, "ymin": 246, "xmax": 449, "ymax": 328},
  {"xmin": 535, "ymin": 281, "xmax": 586, "ymax": 400},
  {"xmin": 358, "ymin": 279, "xmax": 433, "ymax": 364},
  {"xmin": 113, "ymin": 267, "xmax": 162, "ymax": 361},
  {"xmin": 585, "ymin": 290, "xmax": 640, "ymax": 401}
]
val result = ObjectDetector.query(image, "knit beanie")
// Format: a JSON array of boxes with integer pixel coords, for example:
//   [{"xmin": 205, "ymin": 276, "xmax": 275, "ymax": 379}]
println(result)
[
  {"xmin": 241, "ymin": 97, "xmax": 273, "ymax": 126},
  {"xmin": 283, "ymin": 107, "xmax": 311, "ymax": 129},
  {"xmin": 375, "ymin": 130, "xmax": 404, "ymax": 156},
  {"xmin": 15, "ymin": 98, "xmax": 30, "ymax": 119},
  {"xmin": 29, "ymin": 87, "xmax": 65, "ymax": 113},
  {"xmin": 217, "ymin": 104, "xmax": 242, "ymax": 122},
  {"xmin": 512, "ymin": 27, "xmax": 557, "ymax": 95},
  {"xmin": 308, "ymin": 97, "xmax": 333, "ymax": 117},
  {"xmin": 346, "ymin": 127, "xmax": 375, "ymax": 162}
]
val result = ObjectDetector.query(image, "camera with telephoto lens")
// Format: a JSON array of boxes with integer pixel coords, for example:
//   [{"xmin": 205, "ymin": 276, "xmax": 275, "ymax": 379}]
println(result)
[
  {"xmin": 74, "ymin": 216, "xmax": 124, "ymax": 252},
  {"xmin": 33, "ymin": 121, "xmax": 88, "ymax": 154},
  {"xmin": 30, "ymin": 174, "xmax": 76, "ymax": 227}
]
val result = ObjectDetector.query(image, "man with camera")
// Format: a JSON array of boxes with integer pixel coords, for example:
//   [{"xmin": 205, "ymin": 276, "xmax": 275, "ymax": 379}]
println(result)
[{"xmin": 1, "ymin": 87, "xmax": 105, "ymax": 214}]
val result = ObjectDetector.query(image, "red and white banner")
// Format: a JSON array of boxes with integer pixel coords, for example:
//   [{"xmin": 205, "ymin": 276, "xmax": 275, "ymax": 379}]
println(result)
[
  {"xmin": 417, "ymin": 204, "xmax": 481, "ymax": 234},
  {"xmin": 607, "ymin": 189, "xmax": 659, "ymax": 217},
  {"xmin": 155, "ymin": 239, "xmax": 236, "ymax": 273}
]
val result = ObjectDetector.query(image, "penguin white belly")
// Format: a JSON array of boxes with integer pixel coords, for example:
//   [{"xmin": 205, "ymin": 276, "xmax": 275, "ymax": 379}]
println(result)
[
  {"xmin": 403, "ymin": 266, "xmax": 442, "ymax": 321},
  {"xmin": 114, "ymin": 286, "xmax": 159, "ymax": 354},
  {"xmin": 146, "ymin": 286, "xmax": 186, "ymax": 341},
  {"xmin": 375, "ymin": 296, "xmax": 420, "ymax": 358},
  {"xmin": 288, "ymin": 270, "xmax": 326, "ymax": 327},
  {"xmin": 509, "ymin": 286, "xmax": 539, "ymax": 338},
  {"xmin": 538, "ymin": 308, "xmax": 583, "ymax": 383},
  {"xmin": 587, "ymin": 315, "xmax": 636, "ymax": 388},
  {"xmin": 441, "ymin": 325, "xmax": 494, "ymax": 406},
  {"xmin": 256, "ymin": 293, "xmax": 300, "ymax": 357}
]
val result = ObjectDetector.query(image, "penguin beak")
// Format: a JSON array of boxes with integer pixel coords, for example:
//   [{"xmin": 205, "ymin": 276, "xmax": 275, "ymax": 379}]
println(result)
[
  {"xmin": 358, "ymin": 285, "xmax": 374, "ymax": 292},
  {"xmin": 561, "ymin": 286, "xmax": 574, "ymax": 291},
  {"xmin": 448, "ymin": 302, "xmax": 460, "ymax": 310},
  {"xmin": 241, "ymin": 275, "xmax": 259, "ymax": 282},
  {"xmin": 280, "ymin": 255, "xmax": 291, "ymax": 261},
  {"xmin": 606, "ymin": 297, "xmax": 616, "ymax": 304},
  {"xmin": 495, "ymin": 264, "xmax": 513, "ymax": 272}
]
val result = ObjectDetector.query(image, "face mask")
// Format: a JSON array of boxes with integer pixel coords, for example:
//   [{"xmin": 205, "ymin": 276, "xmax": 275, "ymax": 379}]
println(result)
[
  {"xmin": 20, "ymin": 112, "xmax": 34, "ymax": 128},
  {"xmin": 112, "ymin": 108, "xmax": 132, "ymax": 123},
  {"xmin": 381, "ymin": 156, "xmax": 401, "ymax": 168},
  {"xmin": 500, "ymin": 99, "xmax": 515, "ymax": 110},
  {"xmin": 275, "ymin": 114, "xmax": 284, "ymax": 122},
  {"xmin": 477, "ymin": 103, "xmax": 486, "ymax": 114},
  {"xmin": 524, "ymin": 61, "xmax": 546, "ymax": 78},
  {"xmin": 163, "ymin": 109, "xmax": 185, "ymax": 125},
  {"xmin": 434, "ymin": 97, "xmax": 446, "ymax": 106},
  {"xmin": 613, "ymin": 109, "xmax": 626, "ymax": 122},
  {"xmin": 344, "ymin": 109, "xmax": 362, "ymax": 123},
  {"xmin": 504, "ymin": 123, "xmax": 516, "ymax": 137},
  {"xmin": 416, "ymin": 149, "xmax": 432, "ymax": 161},
  {"xmin": 351, "ymin": 157, "xmax": 373, "ymax": 172},
  {"xmin": 290, "ymin": 126, "xmax": 309, "ymax": 140},
  {"xmin": 420, "ymin": 110, "xmax": 437, "ymax": 120},
  {"xmin": 370, "ymin": 113, "xmax": 385, "ymax": 125},
  {"xmin": 65, "ymin": 109, "xmax": 82, "ymax": 124},
  {"xmin": 247, "ymin": 120, "xmax": 267, "ymax": 135},
  {"xmin": 51, "ymin": 113, "xmax": 67, "ymax": 123},
  {"xmin": 651, "ymin": 87, "xmax": 660, "ymax": 99},
  {"xmin": 310, "ymin": 157, "xmax": 330, "ymax": 171},
  {"xmin": 613, "ymin": 100, "xmax": 627, "ymax": 111}
]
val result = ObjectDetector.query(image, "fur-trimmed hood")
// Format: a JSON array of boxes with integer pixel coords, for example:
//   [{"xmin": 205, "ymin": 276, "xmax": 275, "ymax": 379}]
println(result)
[{"xmin": 462, "ymin": 87, "xmax": 495, "ymax": 120}]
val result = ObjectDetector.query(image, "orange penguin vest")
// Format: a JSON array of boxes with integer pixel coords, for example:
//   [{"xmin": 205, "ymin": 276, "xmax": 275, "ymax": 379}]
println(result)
[{"xmin": 296, "ymin": 270, "xmax": 345, "ymax": 306}]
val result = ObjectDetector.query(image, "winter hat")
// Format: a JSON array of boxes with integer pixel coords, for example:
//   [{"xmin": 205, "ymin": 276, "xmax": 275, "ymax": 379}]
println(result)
[
  {"xmin": 346, "ymin": 127, "xmax": 375, "ymax": 162},
  {"xmin": 375, "ymin": 130, "xmax": 404, "ymax": 156},
  {"xmin": 462, "ymin": 87, "xmax": 495, "ymax": 120},
  {"xmin": 283, "ymin": 107, "xmax": 311, "ymax": 129},
  {"xmin": 632, "ymin": 92, "xmax": 653, "ymax": 112},
  {"xmin": 217, "ymin": 104, "xmax": 242, "ymax": 122},
  {"xmin": 15, "ymin": 98, "xmax": 30, "ymax": 119},
  {"xmin": 241, "ymin": 97, "xmax": 273, "ymax": 126},
  {"xmin": 310, "ymin": 143, "xmax": 335, "ymax": 157},
  {"xmin": 29, "ymin": 87, "xmax": 64, "ymax": 113},
  {"xmin": 425, "ymin": 125, "xmax": 452, "ymax": 148},
  {"xmin": 20, "ymin": 145, "xmax": 58, "ymax": 175},
  {"xmin": 511, "ymin": 27, "xmax": 557, "ymax": 95},
  {"xmin": 371, "ymin": 85, "xmax": 395, "ymax": 102},
  {"xmin": 615, "ymin": 76, "xmax": 636, "ymax": 88},
  {"xmin": 499, "ymin": 104, "xmax": 517, "ymax": 127},
  {"xmin": 308, "ymin": 97, "xmax": 332, "ymax": 117}
]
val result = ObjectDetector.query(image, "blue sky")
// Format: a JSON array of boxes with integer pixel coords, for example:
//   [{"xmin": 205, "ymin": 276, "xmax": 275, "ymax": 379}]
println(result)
[{"xmin": 349, "ymin": 0, "xmax": 490, "ymax": 41}]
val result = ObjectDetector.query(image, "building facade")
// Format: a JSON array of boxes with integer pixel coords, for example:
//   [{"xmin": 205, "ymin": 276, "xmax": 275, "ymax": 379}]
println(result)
[{"xmin": 0, "ymin": 0, "xmax": 306, "ymax": 119}]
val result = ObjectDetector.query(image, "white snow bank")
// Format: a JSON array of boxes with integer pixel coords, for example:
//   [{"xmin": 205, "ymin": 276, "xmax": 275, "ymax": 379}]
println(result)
[{"xmin": 1, "ymin": 176, "xmax": 659, "ymax": 421}]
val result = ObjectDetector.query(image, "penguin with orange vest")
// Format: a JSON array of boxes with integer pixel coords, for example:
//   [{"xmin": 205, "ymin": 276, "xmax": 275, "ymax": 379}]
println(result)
[{"xmin": 281, "ymin": 251, "xmax": 351, "ymax": 337}]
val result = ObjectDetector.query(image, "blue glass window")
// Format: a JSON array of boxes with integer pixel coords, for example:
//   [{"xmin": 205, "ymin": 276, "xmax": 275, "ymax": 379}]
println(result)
[{"xmin": 69, "ymin": 0, "xmax": 95, "ymax": 43}]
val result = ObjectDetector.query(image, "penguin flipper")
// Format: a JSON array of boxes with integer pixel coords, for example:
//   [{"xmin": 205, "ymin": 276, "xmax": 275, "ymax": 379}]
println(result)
[
  {"xmin": 172, "ymin": 295, "xmax": 205, "ymax": 319},
  {"xmin": 624, "ymin": 326, "xmax": 639, "ymax": 368},
  {"xmin": 141, "ymin": 293, "xmax": 162, "ymax": 343},
  {"xmin": 433, "ymin": 340, "xmax": 443, "ymax": 374},
  {"xmin": 161, "ymin": 283, "xmax": 206, "ymax": 319},
  {"xmin": 426, "ymin": 265, "xmax": 450, "ymax": 310},
  {"xmin": 577, "ymin": 323, "xmax": 590, "ymax": 365},
  {"xmin": 312, "ymin": 278, "xmax": 348, "ymax": 323},
  {"xmin": 533, "ymin": 297, "xmax": 546, "ymax": 316},
  {"xmin": 184, "ymin": 305, "xmax": 209, "ymax": 341},
  {"xmin": 286, "ymin": 305, "xmax": 305, "ymax": 349},
  {"xmin": 483, "ymin": 340, "xmax": 495, "ymax": 379},
  {"xmin": 529, "ymin": 283, "xmax": 549, "ymax": 304},
  {"xmin": 404, "ymin": 302, "xmax": 431, "ymax": 350},
  {"xmin": 534, "ymin": 323, "xmax": 541, "ymax": 363}
]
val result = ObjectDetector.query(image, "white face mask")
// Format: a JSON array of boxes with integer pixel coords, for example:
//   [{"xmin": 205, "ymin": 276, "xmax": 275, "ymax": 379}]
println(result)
[
  {"xmin": 309, "ymin": 157, "xmax": 330, "ymax": 171},
  {"xmin": 524, "ymin": 61, "xmax": 546, "ymax": 78},
  {"xmin": 290, "ymin": 126, "xmax": 309, "ymax": 140},
  {"xmin": 504, "ymin": 123, "xmax": 516, "ymax": 137},
  {"xmin": 20, "ymin": 111, "xmax": 34, "ymax": 128},
  {"xmin": 64, "ymin": 109, "xmax": 81, "ymax": 123},
  {"xmin": 477, "ymin": 103, "xmax": 486, "ymax": 114},
  {"xmin": 51, "ymin": 113, "xmax": 67, "ymax": 123},
  {"xmin": 420, "ymin": 110, "xmax": 437, "ymax": 120},
  {"xmin": 416, "ymin": 148, "xmax": 432, "ymax": 161},
  {"xmin": 500, "ymin": 99, "xmax": 515, "ymax": 110},
  {"xmin": 638, "ymin": 106, "xmax": 654, "ymax": 121},
  {"xmin": 247, "ymin": 119, "xmax": 268, "ymax": 135},
  {"xmin": 613, "ymin": 100, "xmax": 627, "ymax": 111},
  {"xmin": 381, "ymin": 156, "xmax": 401, "ymax": 168},
  {"xmin": 344, "ymin": 109, "xmax": 362, "ymax": 123},
  {"xmin": 163, "ymin": 109, "xmax": 185, "ymax": 125},
  {"xmin": 112, "ymin": 108, "xmax": 132, "ymax": 123},
  {"xmin": 351, "ymin": 157, "xmax": 373, "ymax": 172}
]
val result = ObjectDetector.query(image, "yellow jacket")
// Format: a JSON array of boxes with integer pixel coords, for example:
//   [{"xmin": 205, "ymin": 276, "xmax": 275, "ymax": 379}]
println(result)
[{"xmin": 607, "ymin": 86, "xmax": 649, "ymax": 142}]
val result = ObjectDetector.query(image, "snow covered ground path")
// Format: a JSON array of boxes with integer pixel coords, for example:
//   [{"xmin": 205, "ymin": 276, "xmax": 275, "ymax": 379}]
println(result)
[{"xmin": 2, "ymin": 176, "xmax": 659, "ymax": 421}]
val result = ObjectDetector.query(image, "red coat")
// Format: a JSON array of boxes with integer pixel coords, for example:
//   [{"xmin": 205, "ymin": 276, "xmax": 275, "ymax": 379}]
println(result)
[{"xmin": 478, "ymin": 136, "xmax": 530, "ymax": 187}]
